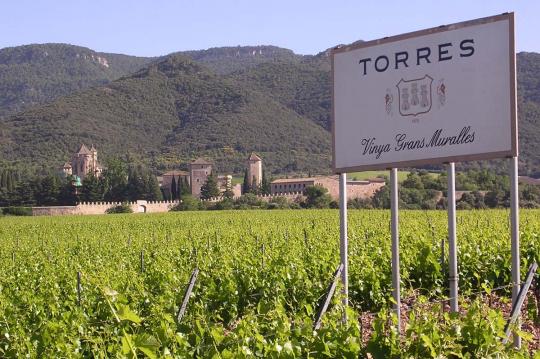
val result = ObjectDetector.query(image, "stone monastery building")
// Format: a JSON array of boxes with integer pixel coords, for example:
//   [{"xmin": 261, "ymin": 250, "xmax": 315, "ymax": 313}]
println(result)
[{"xmin": 62, "ymin": 144, "xmax": 103, "ymax": 181}]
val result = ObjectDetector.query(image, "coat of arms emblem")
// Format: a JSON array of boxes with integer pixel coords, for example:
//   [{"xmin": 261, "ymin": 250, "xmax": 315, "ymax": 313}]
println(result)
[{"xmin": 396, "ymin": 75, "xmax": 433, "ymax": 117}]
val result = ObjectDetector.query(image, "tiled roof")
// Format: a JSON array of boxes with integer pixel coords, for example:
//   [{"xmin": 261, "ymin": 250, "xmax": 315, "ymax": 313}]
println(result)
[
  {"xmin": 163, "ymin": 170, "xmax": 189, "ymax": 176},
  {"xmin": 76, "ymin": 144, "xmax": 91, "ymax": 155},
  {"xmin": 271, "ymin": 177, "xmax": 316, "ymax": 184},
  {"xmin": 191, "ymin": 158, "xmax": 212, "ymax": 165},
  {"xmin": 248, "ymin": 153, "xmax": 262, "ymax": 161}
]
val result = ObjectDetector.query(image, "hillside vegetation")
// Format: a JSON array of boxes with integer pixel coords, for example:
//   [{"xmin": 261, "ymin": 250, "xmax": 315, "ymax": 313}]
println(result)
[
  {"xmin": 0, "ymin": 43, "xmax": 154, "ymax": 118},
  {"xmin": 1, "ymin": 54, "xmax": 330, "ymax": 174},
  {"xmin": 0, "ymin": 44, "xmax": 539, "ymax": 176}
]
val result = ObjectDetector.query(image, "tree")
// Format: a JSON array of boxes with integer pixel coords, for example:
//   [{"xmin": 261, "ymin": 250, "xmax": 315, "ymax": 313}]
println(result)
[
  {"xmin": 81, "ymin": 174, "xmax": 103, "ymax": 202},
  {"xmin": 102, "ymin": 159, "xmax": 128, "ymax": 202},
  {"xmin": 58, "ymin": 176, "xmax": 79, "ymax": 205},
  {"xmin": 125, "ymin": 165, "xmax": 162, "ymax": 201},
  {"xmin": 303, "ymin": 185, "xmax": 332, "ymax": 208},
  {"xmin": 126, "ymin": 165, "xmax": 144, "ymax": 201},
  {"xmin": 260, "ymin": 170, "xmax": 271, "ymax": 195},
  {"xmin": 403, "ymin": 172, "xmax": 424, "ymax": 190},
  {"xmin": 10, "ymin": 179, "xmax": 36, "ymax": 206},
  {"xmin": 251, "ymin": 176, "xmax": 259, "ymax": 194},
  {"xmin": 242, "ymin": 169, "xmax": 250, "ymax": 194},
  {"xmin": 372, "ymin": 185, "xmax": 390, "ymax": 209},
  {"xmin": 179, "ymin": 177, "xmax": 190, "ymax": 197},
  {"xmin": 144, "ymin": 173, "xmax": 163, "ymax": 201},
  {"xmin": 171, "ymin": 175, "xmax": 178, "ymax": 200},
  {"xmin": 200, "ymin": 172, "xmax": 220, "ymax": 200},
  {"xmin": 170, "ymin": 195, "xmax": 201, "ymax": 211},
  {"xmin": 222, "ymin": 187, "xmax": 235, "ymax": 199},
  {"xmin": 35, "ymin": 175, "xmax": 61, "ymax": 205}
]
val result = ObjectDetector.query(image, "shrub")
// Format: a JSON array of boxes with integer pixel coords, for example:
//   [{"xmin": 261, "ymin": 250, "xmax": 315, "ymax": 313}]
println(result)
[
  {"xmin": 302, "ymin": 185, "xmax": 332, "ymax": 208},
  {"xmin": 105, "ymin": 203, "xmax": 133, "ymax": 214},
  {"xmin": 268, "ymin": 196, "xmax": 291, "ymax": 209},
  {"xmin": 348, "ymin": 197, "xmax": 373, "ymax": 209},
  {"xmin": 170, "ymin": 195, "xmax": 202, "ymax": 211},
  {"xmin": 234, "ymin": 193, "xmax": 264, "ymax": 209},
  {"xmin": 2, "ymin": 207, "xmax": 32, "ymax": 216}
]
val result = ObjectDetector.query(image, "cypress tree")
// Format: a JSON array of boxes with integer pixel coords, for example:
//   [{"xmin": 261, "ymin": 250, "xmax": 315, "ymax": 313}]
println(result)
[
  {"xmin": 252, "ymin": 175, "xmax": 259, "ymax": 194},
  {"xmin": 182, "ymin": 177, "xmax": 191, "ymax": 195},
  {"xmin": 171, "ymin": 175, "xmax": 177, "ymax": 200},
  {"xmin": 177, "ymin": 177, "xmax": 184, "ymax": 199},
  {"xmin": 261, "ymin": 170, "xmax": 271, "ymax": 195},
  {"xmin": 6, "ymin": 171, "xmax": 14, "ymax": 192},
  {"xmin": 146, "ymin": 173, "xmax": 163, "ymax": 201},
  {"xmin": 0, "ymin": 169, "xmax": 5, "ymax": 189},
  {"xmin": 242, "ymin": 169, "xmax": 250, "ymax": 194},
  {"xmin": 81, "ymin": 174, "xmax": 104, "ymax": 202},
  {"xmin": 200, "ymin": 172, "xmax": 220, "ymax": 200}
]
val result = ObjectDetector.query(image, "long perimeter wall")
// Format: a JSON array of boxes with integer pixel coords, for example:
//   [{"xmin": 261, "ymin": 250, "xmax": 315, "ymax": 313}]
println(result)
[{"xmin": 32, "ymin": 200, "xmax": 180, "ymax": 216}]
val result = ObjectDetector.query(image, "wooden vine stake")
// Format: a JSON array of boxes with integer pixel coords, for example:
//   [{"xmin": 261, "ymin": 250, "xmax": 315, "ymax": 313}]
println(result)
[
  {"xmin": 261, "ymin": 243, "xmax": 265, "ymax": 268},
  {"xmin": 314, "ymin": 263, "xmax": 344, "ymax": 331},
  {"xmin": 176, "ymin": 268, "xmax": 199, "ymax": 323},
  {"xmin": 77, "ymin": 271, "xmax": 82, "ymax": 307}
]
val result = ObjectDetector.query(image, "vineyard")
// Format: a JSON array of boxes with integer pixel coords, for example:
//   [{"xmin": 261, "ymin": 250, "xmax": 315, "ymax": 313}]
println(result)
[{"xmin": 0, "ymin": 209, "xmax": 539, "ymax": 357}]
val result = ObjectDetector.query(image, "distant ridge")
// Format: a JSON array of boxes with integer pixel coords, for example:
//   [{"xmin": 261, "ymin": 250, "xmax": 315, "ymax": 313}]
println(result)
[{"xmin": 0, "ymin": 43, "xmax": 539, "ymax": 176}]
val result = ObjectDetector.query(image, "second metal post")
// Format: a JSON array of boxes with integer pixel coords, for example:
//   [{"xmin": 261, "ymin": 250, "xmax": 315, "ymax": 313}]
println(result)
[
  {"xmin": 339, "ymin": 173, "xmax": 349, "ymax": 323},
  {"xmin": 510, "ymin": 156, "xmax": 521, "ymax": 348},
  {"xmin": 447, "ymin": 162, "xmax": 458, "ymax": 312},
  {"xmin": 390, "ymin": 168, "xmax": 400, "ymax": 332}
]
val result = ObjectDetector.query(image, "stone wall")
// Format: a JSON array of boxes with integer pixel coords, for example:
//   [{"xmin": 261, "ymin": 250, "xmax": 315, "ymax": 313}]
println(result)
[
  {"xmin": 31, "ymin": 180, "xmax": 385, "ymax": 216},
  {"xmin": 32, "ymin": 200, "xmax": 180, "ymax": 216},
  {"xmin": 201, "ymin": 192, "xmax": 304, "ymax": 203},
  {"xmin": 32, "ymin": 206, "xmax": 79, "ymax": 216},
  {"xmin": 312, "ymin": 176, "xmax": 384, "ymax": 200}
]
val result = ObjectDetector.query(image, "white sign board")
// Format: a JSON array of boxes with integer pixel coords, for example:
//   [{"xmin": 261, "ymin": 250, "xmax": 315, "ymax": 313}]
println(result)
[{"xmin": 332, "ymin": 13, "xmax": 517, "ymax": 172}]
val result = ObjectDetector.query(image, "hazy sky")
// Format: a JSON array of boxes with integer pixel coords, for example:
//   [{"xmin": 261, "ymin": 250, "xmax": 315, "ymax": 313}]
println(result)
[{"xmin": 1, "ymin": 1, "xmax": 538, "ymax": 56}]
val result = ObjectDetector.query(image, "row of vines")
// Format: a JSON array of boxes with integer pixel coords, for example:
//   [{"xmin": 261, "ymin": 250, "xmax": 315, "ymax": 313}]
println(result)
[{"xmin": 0, "ymin": 209, "xmax": 539, "ymax": 357}]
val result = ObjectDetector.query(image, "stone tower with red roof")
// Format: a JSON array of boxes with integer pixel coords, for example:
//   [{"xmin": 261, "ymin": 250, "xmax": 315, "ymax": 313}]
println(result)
[{"xmin": 247, "ymin": 153, "xmax": 262, "ymax": 188}]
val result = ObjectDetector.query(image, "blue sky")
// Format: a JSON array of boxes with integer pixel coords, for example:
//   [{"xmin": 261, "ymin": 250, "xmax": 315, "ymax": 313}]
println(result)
[{"xmin": 1, "ymin": 1, "xmax": 538, "ymax": 56}]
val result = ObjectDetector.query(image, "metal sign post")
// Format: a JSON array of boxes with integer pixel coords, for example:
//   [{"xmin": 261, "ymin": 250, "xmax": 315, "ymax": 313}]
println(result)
[
  {"xmin": 390, "ymin": 168, "xmax": 401, "ymax": 332},
  {"xmin": 510, "ymin": 156, "xmax": 521, "ymax": 348},
  {"xmin": 447, "ymin": 163, "xmax": 459, "ymax": 312},
  {"xmin": 339, "ymin": 173, "xmax": 349, "ymax": 323}
]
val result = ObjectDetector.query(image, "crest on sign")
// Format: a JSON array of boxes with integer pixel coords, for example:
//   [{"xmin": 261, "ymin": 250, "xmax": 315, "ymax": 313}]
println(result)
[{"xmin": 396, "ymin": 75, "xmax": 433, "ymax": 117}]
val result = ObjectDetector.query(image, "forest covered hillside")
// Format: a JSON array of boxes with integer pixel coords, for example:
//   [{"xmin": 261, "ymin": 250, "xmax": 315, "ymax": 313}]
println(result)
[{"xmin": 0, "ymin": 43, "xmax": 539, "ymax": 176}]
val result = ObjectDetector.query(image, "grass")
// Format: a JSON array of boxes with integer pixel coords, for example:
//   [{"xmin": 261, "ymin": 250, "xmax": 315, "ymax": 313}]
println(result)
[{"xmin": 347, "ymin": 170, "xmax": 409, "ymax": 182}]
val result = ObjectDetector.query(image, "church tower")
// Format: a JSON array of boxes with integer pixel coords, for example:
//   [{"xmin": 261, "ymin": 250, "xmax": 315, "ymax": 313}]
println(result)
[
  {"xmin": 68, "ymin": 144, "xmax": 103, "ymax": 180},
  {"xmin": 247, "ymin": 153, "xmax": 262, "ymax": 188}
]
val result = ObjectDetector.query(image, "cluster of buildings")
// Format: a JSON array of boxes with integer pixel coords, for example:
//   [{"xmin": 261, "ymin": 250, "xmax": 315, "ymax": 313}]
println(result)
[
  {"xmin": 61, "ymin": 144, "xmax": 104, "ymax": 184},
  {"xmin": 60, "ymin": 145, "xmax": 385, "ymax": 200}
]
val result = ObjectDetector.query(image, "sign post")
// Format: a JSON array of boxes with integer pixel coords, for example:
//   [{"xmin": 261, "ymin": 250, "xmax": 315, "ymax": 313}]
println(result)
[
  {"xmin": 447, "ymin": 162, "xmax": 458, "ymax": 312},
  {"xmin": 390, "ymin": 168, "xmax": 401, "ymax": 331},
  {"xmin": 332, "ymin": 12, "xmax": 518, "ymax": 345},
  {"xmin": 510, "ymin": 156, "xmax": 520, "ymax": 347},
  {"xmin": 339, "ymin": 173, "xmax": 349, "ymax": 323}
]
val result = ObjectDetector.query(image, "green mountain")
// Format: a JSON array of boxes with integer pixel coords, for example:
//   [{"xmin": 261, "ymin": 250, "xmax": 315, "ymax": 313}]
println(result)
[
  {"xmin": 0, "ymin": 54, "xmax": 331, "ymax": 174},
  {"xmin": 0, "ymin": 43, "xmax": 539, "ymax": 176},
  {"xmin": 0, "ymin": 43, "xmax": 154, "ymax": 118}
]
